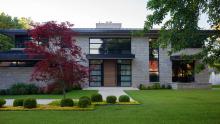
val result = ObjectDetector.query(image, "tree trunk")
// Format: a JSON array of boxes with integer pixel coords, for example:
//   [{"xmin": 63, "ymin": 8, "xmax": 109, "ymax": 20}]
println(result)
[
  {"xmin": 58, "ymin": 64, "xmax": 66, "ymax": 99},
  {"xmin": 62, "ymin": 80, "xmax": 66, "ymax": 99}
]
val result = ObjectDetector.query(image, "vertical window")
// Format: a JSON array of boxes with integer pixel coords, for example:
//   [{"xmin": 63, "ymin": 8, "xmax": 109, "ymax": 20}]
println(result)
[
  {"xmin": 149, "ymin": 41, "xmax": 159, "ymax": 82},
  {"xmin": 89, "ymin": 60, "xmax": 103, "ymax": 86},
  {"xmin": 117, "ymin": 60, "xmax": 131, "ymax": 87}
]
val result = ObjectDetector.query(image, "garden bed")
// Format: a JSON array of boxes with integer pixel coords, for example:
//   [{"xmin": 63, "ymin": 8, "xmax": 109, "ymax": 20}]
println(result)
[{"xmin": 0, "ymin": 105, "xmax": 95, "ymax": 111}]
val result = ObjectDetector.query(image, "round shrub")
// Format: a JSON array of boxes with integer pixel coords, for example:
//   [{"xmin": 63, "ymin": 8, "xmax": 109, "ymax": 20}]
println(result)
[
  {"xmin": 79, "ymin": 96, "xmax": 91, "ymax": 105},
  {"xmin": 60, "ymin": 98, "xmax": 74, "ymax": 107},
  {"xmin": 106, "ymin": 96, "xmax": 117, "ymax": 104},
  {"xmin": 23, "ymin": 98, "xmax": 37, "ymax": 108},
  {"xmin": 13, "ymin": 99, "xmax": 24, "ymax": 107},
  {"xmin": 119, "ymin": 95, "xmax": 130, "ymax": 102},
  {"xmin": 91, "ymin": 93, "xmax": 103, "ymax": 102},
  {"xmin": 78, "ymin": 98, "xmax": 91, "ymax": 108},
  {"xmin": 0, "ymin": 99, "xmax": 6, "ymax": 107}
]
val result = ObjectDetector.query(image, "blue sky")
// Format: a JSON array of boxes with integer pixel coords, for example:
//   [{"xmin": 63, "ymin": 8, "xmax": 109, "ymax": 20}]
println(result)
[{"xmin": 0, "ymin": 0, "xmax": 210, "ymax": 29}]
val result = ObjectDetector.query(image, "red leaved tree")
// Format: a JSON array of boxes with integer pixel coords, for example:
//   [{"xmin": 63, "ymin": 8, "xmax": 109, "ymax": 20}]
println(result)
[{"xmin": 25, "ymin": 21, "xmax": 89, "ymax": 98}]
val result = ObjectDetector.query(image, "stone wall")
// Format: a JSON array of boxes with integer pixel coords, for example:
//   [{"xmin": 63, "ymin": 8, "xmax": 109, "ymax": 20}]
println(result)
[
  {"xmin": 159, "ymin": 47, "xmax": 172, "ymax": 84},
  {"xmin": 0, "ymin": 67, "xmax": 44, "ymax": 89},
  {"xmin": 75, "ymin": 36, "xmax": 90, "ymax": 87},
  {"xmin": 131, "ymin": 37, "xmax": 149, "ymax": 87}
]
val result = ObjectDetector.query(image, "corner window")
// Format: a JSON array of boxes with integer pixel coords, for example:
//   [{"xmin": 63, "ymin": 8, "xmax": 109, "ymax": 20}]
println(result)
[{"xmin": 172, "ymin": 60, "xmax": 195, "ymax": 82}]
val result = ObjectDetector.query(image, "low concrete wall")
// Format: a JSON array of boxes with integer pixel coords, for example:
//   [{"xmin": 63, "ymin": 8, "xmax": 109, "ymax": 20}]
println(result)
[{"xmin": 171, "ymin": 83, "xmax": 212, "ymax": 89}]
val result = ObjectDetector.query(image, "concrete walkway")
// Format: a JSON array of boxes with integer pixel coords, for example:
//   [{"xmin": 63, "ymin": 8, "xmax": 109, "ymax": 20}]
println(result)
[
  {"xmin": 5, "ymin": 99, "xmax": 58, "ymax": 106},
  {"xmin": 84, "ymin": 87, "xmax": 139, "ymax": 101}
]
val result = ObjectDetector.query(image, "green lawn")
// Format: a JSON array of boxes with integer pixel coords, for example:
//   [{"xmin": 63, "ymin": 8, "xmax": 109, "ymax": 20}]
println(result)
[
  {"xmin": 0, "ymin": 90, "xmax": 220, "ymax": 124},
  {"xmin": 0, "ymin": 90, "xmax": 98, "ymax": 99},
  {"xmin": 212, "ymin": 85, "xmax": 220, "ymax": 88}
]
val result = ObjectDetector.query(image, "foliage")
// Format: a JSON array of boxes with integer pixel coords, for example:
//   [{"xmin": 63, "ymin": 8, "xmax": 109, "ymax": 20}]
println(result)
[
  {"xmin": 0, "ymin": 99, "xmax": 6, "ymax": 107},
  {"xmin": 60, "ymin": 98, "xmax": 74, "ymax": 107},
  {"xmin": 106, "ymin": 96, "xmax": 117, "ymax": 104},
  {"xmin": 13, "ymin": 99, "xmax": 24, "ymax": 107},
  {"xmin": 0, "ymin": 12, "xmax": 33, "ymax": 51},
  {"xmin": 78, "ymin": 97, "xmax": 91, "ymax": 108},
  {"xmin": 144, "ymin": 0, "xmax": 220, "ymax": 72},
  {"xmin": 24, "ymin": 21, "xmax": 89, "ymax": 98},
  {"xmin": 91, "ymin": 93, "xmax": 103, "ymax": 102},
  {"xmin": 23, "ymin": 98, "xmax": 37, "ymax": 108},
  {"xmin": 79, "ymin": 96, "xmax": 91, "ymax": 105},
  {"xmin": 8, "ymin": 83, "xmax": 39, "ymax": 95},
  {"xmin": 119, "ymin": 95, "xmax": 130, "ymax": 102},
  {"xmin": 139, "ymin": 83, "xmax": 171, "ymax": 90}
]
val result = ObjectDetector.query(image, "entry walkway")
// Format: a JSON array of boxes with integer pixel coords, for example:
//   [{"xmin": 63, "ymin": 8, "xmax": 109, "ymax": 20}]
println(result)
[{"xmin": 84, "ymin": 87, "xmax": 139, "ymax": 101}]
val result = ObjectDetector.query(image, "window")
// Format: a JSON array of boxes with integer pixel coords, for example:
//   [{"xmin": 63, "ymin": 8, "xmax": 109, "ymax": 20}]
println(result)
[
  {"xmin": 149, "ymin": 41, "xmax": 159, "ymax": 82},
  {"xmin": 0, "ymin": 61, "xmax": 38, "ymax": 67},
  {"xmin": 117, "ymin": 60, "xmax": 131, "ymax": 87},
  {"xmin": 15, "ymin": 35, "xmax": 32, "ymax": 48},
  {"xmin": 172, "ymin": 60, "xmax": 195, "ymax": 82},
  {"xmin": 89, "ymin": 38, "xmax": 131, "ymax": 54},
  {"xmin": 89, "ymin": 60, "xmax": 103, "ymax": 86}
]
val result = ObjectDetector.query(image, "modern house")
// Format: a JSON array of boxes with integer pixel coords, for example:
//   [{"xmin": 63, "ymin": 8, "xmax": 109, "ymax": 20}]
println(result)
[{"xmin": 0, "ymin": 22, "xmax": 212, "ymax": 89}]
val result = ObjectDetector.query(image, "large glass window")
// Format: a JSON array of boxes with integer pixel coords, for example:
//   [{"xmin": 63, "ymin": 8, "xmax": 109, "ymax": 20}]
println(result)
[
  {"xmin": 0, "ymin": 61, "xmax": 38, "ymax": 67},
  {"xmin": 117, "ymin": 60, "xmax": 131, "ymax": 87},
  {"xmin": 149, "ymin": 41, "xmax": 159, "ymax": 82},
  {"xmin": 89, "ymin": 60, "xmax": 103, "ymax": 86},
  {"xmin": 172, "ymin": 60, "xmax": 195, "ymax": 82},
  {"xmin": 89, "ymin": 38, "xmax": 131, "ymax": 54},
  {"xmin": 15, "ymin": 35, "xmax": 32, "ymax": 48}
]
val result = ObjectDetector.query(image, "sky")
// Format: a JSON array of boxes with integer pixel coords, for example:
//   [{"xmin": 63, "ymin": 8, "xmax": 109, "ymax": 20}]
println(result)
[{"xmin": 0, "ymin": 0, "xmax": 210, "ymax": 29}]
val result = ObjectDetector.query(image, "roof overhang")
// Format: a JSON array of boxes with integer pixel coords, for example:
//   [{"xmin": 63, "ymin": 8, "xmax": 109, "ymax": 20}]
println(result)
[{"xmin": 86, "ymin": 54, "xmax": 135, "ymax": 60}]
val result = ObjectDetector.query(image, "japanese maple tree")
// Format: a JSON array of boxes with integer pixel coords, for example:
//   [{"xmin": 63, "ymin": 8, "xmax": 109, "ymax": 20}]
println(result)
[{"xmin": 25, "ymin": 21, "xmax": 89, "ymax": 98}]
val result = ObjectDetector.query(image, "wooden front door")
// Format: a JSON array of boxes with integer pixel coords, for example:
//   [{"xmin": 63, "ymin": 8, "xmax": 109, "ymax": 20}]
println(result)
[{"xmin": 103, "ymin": 60, "xmax": 117, "ymax": 86}]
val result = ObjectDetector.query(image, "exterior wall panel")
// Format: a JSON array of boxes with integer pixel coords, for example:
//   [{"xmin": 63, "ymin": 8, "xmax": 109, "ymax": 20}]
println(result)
[{"xmin": 131, "ymin": 37, "xmax": 149, "ymax": 87}]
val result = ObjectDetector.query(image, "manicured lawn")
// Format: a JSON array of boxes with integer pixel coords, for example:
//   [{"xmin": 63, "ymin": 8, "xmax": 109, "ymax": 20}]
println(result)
[
  {"xmin": 212, "ymin": 85, "xmax": 220, "ymax": 88},
  {"xmin": 0, "ymin": 90, "xmax": 220, "ymax": 124},
  {"xmin": 0, "ymin": 90, "xmax": 98, "ymax": 99}
]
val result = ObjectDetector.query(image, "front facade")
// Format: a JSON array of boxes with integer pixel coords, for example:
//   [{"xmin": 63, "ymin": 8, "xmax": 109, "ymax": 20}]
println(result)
[{"xmin": 0, "ymin": 23, "xmax": 212, "ymax": 89}]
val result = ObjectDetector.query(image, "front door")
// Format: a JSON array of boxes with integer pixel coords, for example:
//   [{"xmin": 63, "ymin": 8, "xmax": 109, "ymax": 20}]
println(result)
[{"xmin": 103, "ymin": 60, "xmax": 117, "ymax": 86}]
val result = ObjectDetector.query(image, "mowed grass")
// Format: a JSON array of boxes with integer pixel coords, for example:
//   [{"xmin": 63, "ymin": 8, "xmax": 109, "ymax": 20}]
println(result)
[
  {"xmin": 0, "ymin": 90, "xmax": 220, "ymax": 124},
  {"xmin": 0, "ymin": 90, "xmax": 98, "ymax": 99}
]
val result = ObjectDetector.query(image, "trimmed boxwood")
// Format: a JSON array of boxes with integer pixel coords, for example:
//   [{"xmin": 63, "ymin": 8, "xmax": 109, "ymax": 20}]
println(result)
[
  {"xmin": 106, "ymin": 96, "xmax": 117, "ymax": 104},
  {"xmin": 78, "ymin": 97, "xmax": 91, "ymax": 108},
  {"xmin": 0, "ymin": 99, "xmax": 6, "ymax": 107},
  {"xmin": 80, "ymin": 96, "xmax": 91, "ymax": 105},
  {"xmin": 13, "ymin": 99, "xmax": 24, "ymax": 107},
  {"xmin": 23, "ymin": 98, "xmax": 37, "ymax": 108},
  {"xmin": 119, "ymin": 95, "xmax": 130, "ymax": 102},
  {"xmin": 91, "ymin": 93, "xmax": 103, "ymax": 102},
  {"xmin": 60, "ymin": 98, "xmax": 74, "ymax": 107}
]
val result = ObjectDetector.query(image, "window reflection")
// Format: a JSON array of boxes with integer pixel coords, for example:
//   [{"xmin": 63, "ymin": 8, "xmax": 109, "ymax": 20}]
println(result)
[{"xmin": 89, "ymin": 38, "xmax": 131, "ymax": 54}]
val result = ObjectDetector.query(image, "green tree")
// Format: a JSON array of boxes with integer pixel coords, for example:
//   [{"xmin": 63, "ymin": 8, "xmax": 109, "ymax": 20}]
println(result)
[
  {"xmin": 0, "ymin": 12, "xmax": 33, "ymax": 51},
  {"xmin": 144, "ymin": 0, "xmax": 220, "ymax": 71}
]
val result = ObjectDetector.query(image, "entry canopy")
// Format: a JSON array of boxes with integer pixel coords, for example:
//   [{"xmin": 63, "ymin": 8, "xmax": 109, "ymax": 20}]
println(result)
[{"xmin": 86, "ymin": 54, "xmax": 135, "ymax": 59}]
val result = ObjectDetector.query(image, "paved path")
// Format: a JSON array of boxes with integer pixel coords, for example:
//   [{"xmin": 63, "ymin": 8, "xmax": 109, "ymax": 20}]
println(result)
[
  {"xmin": 84, "ymin": 87, "xmax": 139, "ymax": 101},
  {"xmin": 5, "ymin": 99, "xmax": 58, "ymax": 106}
]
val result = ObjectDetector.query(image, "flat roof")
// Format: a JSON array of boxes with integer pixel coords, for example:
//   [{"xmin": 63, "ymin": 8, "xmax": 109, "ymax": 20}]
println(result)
[{"xmin": 0, "ymin": 28, "xmax": 217, "ymax": 38}]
